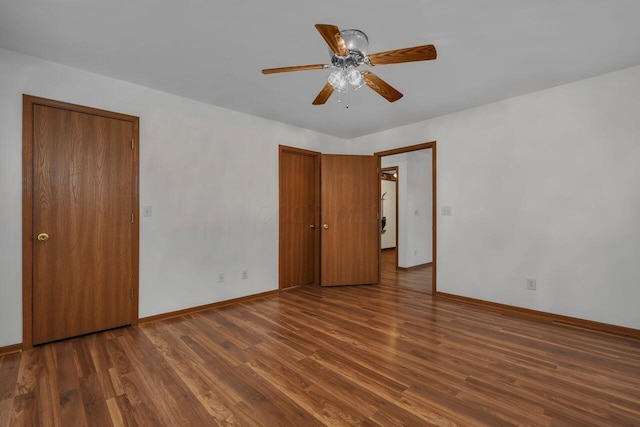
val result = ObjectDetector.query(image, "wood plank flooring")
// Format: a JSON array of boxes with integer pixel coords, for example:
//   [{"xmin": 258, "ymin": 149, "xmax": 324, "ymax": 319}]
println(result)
[
  {"xmin": 381, "ymin": 248, "xmax": 433, "ymax": 294},
  {"xmin": 1, "ymin": 283, "xmax": 639, "ymax": 426}
]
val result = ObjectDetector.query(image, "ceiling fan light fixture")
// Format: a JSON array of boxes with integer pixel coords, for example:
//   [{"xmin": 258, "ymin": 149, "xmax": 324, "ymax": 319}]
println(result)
[
  {"xmin": 328, "ymin": 69, "xmax": 347, "ymax": 92},
  {"xmin": 346, "ymin": 66, "xmax": 364, "ymax": 89}
]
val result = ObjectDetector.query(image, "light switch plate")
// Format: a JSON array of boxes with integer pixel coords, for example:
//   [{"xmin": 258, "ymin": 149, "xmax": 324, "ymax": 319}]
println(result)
[
  {"xmin": 143, "ymin": 205, "xmax": 152, "ymax": 217},
  {"xmin": 526, "ymin": 278, "xmax": 537, "ymax": 290},
  {"xmin": 441, "ymin": 206, "xmax": 452, "ymax": 216}
]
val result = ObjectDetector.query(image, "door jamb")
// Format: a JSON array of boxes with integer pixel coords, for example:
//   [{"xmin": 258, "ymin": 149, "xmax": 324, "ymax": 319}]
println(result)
[
  {"xmin": 22, "ymin": 94, "xmax": 140, "ymax": 349},
  {"xmin": 375, "ymin": 141, "xmax": 437, "ymax": 294}
]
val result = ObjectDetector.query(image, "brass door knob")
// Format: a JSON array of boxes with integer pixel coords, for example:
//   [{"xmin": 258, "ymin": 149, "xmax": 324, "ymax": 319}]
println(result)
[
  {"xmin": 37, "ymin": 233, "xmax": 50, "ymax": 241},
  {"xmin": 323, "ymin": 224, "xmax": 329, "ymax": 230}
]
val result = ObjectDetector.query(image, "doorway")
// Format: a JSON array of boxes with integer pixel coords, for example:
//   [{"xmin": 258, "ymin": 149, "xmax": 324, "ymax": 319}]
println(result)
[
  {"xmin": 381, "ymin": 166, "xmax": 398, "ymax": 252},
  {"xmin": 279, "ymin": 147, "xmax": 379, "ymax": 288},
  {"xmin": 376, "ymin": 142, "xmax": 436, "ymax": 294},
  {"xmin": 22, "ymin": 95, "xmax": 140, "ymax": 348}
]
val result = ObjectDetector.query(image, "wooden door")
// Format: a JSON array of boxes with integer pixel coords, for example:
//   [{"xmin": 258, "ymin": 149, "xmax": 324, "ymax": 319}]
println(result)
[
  {"xmin": 24, "ymin": 96, "xmax": 139, "ymax": 345},
  {"xmin": 279, "ymin": 146, "xmax": 320, "ymax": 289},
  {"xmin": 321, "ymin": 155, "xmax": 379, "ymax": 286}
]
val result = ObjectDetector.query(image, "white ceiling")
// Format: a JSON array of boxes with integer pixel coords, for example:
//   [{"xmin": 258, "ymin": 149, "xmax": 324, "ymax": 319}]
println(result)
[{"xmin": 2, "ymin": 0, "xmax": 640, "ymax": 139}]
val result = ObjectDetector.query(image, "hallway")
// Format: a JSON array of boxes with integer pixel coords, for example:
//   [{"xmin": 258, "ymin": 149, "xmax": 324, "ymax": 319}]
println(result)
[{"xmin": 380, "ymin": 248, "xmax": 433, "ymax": 294}]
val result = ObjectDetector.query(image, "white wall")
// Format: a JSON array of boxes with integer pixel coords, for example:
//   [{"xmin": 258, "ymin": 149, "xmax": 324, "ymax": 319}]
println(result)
[
  {"xmin": 382, "ymin": 151, "xmax": 432, "ymax": 267},
  {"xmin": 382, "ymin": 154, "xmax": 408, "ymax": 265},
  {"xmin": 352, "ymin": 65, "xmax": 640, "ymax": 329},
  {"xmin": 0, "ymin": 48, "xmax": 348, "ymax": 347},
  {"xmin": 381, "ymin": 179, "xmax": 397, "ymax": 249},
  {"xmin": 406, "ymin": 150, "xmax": 432, "ymax": 266}
]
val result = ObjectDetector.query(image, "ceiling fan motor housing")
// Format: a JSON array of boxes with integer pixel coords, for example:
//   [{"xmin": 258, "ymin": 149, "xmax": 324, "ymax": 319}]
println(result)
[{"xmin": 329, "ymin": 29, "xmax": 369, "ymax": 67}]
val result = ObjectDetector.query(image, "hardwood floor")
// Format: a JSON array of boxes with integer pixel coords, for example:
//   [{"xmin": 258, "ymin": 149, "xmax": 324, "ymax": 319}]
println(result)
[
  {"xmin": 381, "ymin": 248, "xmax": 433, "ymax": 294},
  {"xmin": 1, "ymin": 283, "xmax": 639, "ymax": 426}
]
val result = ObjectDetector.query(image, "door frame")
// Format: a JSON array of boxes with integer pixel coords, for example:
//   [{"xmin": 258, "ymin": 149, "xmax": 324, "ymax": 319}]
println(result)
[
  {"xmin": 375, "ymin": 141, "xmax": 437, "ymax": 294},
  {"xmin": 278, "ymin": 145, "xmax": 321, "ymax": 289},
  {"xmin": 22, "ymin": 95, "xmax": 140, "ymax": 349}
]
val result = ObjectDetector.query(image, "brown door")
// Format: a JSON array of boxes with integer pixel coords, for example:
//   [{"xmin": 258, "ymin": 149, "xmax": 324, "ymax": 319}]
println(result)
[
  {"xmin": 27, "ymin": 98, "xmax": 137, "ymax": 345},
  {"xmin": 321, "ymin": 154, "xmax": 379, "ymax": 286},
  {"xmin": 279, "ymin": 146, "xmax": 320, "ymax": 289}
]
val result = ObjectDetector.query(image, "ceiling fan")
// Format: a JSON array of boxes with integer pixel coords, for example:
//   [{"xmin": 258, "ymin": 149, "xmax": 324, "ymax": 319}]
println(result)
[{"xmin": 262, "ymin": 24, "xmax": 437, "ymax": 106}]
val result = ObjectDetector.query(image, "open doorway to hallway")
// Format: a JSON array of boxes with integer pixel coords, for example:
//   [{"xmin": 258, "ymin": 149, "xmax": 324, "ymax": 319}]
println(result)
[{"xmin": 376, "ymin": 142, "xmax": 436, "ymax": 294}]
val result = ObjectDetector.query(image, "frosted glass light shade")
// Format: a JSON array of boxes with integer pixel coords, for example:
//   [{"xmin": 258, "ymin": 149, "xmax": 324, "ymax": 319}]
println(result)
[
  {"xmin": 346, "ymin": 66, "xmax": 364, "ymax": 88},
  {"xmin": 328, "ymin": 69, "xmax": 347, "ymax": 92}
]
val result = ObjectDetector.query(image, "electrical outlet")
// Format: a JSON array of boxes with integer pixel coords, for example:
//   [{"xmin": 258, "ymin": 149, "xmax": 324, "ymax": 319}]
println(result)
[
  {"xmin": 441, "ymin": 206, "xmax": 452, "ymax": 216},
  {"xmin": 242, "ymin": 270, "xmax": 248, "ymax": 280},
  {"xmin": 218, "ymin": 273, "xmax": 224, "ymax": 283},
  {"xmin": 526, "ymin": 278, "xmax": 536, "ymax": 290}
]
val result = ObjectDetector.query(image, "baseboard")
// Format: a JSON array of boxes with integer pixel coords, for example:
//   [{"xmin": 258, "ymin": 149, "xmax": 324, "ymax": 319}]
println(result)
[
  {"xmin": 0, "ymin": 343, "xmax": 23, "ymax": 356},
  {"xmin": 0, "ymin": 291, "xmax": 281, "ymax": 352},
  {"xmin": 398, "ymin": 262, "xmax": 432, "ymax": 271},
  {"xmin": 139, "ymin": 290, "xmax": 280, "ymax": 324},
  {"xmin": 436, "ymin": 292, "xmax": 640, "ymax": 340}
]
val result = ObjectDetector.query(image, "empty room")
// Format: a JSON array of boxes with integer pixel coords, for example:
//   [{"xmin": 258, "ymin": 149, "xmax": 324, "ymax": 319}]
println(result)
[{"xmin": 1, "ymin": 1, "xmax": 639, "ymax": 425}]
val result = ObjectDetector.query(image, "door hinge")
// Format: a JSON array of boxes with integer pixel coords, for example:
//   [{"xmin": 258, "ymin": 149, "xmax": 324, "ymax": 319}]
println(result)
[
  {"xmin": 131, "ymin": 138, "xmax": 134, "ymax": 150},
  {"xmin": 130, "ymin": 288, "xmax": 134, "ymax": 299},
  {"xmin": 131, "ymin": 213, "xmax": 135, "ymax": 224}
]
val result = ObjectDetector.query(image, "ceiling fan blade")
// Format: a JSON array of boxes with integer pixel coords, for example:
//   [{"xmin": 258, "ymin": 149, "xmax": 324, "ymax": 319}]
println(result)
[
  {"xmin": 262, "ymin": 64, "xmax": 329, "ymax": 74},
  {"xmin": 368, "ymin": 44, "xmax": 437, "ymax": 66},
  {"xmin": 312, "ymin": 82, "xmax": 335, "ymax": 105},
  {"xmin": 362, "ymin": 72, "xmax": 403, "ymax": 102},
  {"xmin": 315, "ymin": 24, "xmax": 349, "ymax": 56}
]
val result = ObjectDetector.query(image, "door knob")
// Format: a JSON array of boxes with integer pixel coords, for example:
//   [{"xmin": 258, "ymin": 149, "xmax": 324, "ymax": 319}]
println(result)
[
  {"xmin": 37, "ymin": 233, "xmax": 50, "ymax": 241},
  {"xmin": 309, "ymin": 224, "xmax": 316, "ymax": 229},
  {"xmin": 323, "ymin": 224, "xmax": 329, "ymax": 230}
]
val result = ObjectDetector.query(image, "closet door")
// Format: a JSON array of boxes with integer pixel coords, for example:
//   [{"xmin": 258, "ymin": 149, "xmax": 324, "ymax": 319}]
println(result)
[
  {"xmin": 24, "ymin": 95, "xmax": 139, "ymax": 346},
  {"xmin": 279, "ymin": 146, "xmax": 320, "ymax": 288}
]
